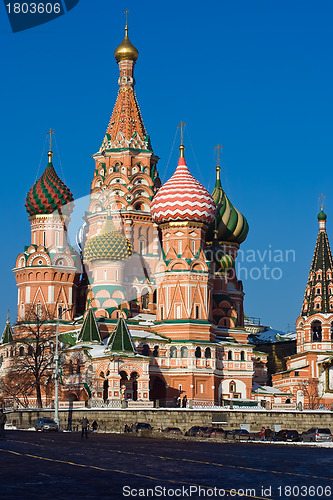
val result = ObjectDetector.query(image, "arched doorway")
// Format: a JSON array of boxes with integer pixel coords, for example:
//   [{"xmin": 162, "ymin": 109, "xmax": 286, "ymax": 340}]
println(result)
[
  {"xmin": 130, "ymin": 372, "xmax": 139, "ymax": 401},
  {"xmin": 150, "ymin": 376, "xmax": 166, "ymax": 403},
  {"xmin": 103, "ymin": 379, "xmax": 109, "ymax": 403}
]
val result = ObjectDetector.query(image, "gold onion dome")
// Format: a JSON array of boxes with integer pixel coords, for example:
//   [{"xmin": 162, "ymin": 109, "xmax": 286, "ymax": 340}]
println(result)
[
  {"xmin": 114, "ymin": 26, "xmax": 139, "ymax": 62},
  {"xmin": 84, "ymin": 213, "xmax": 132, "ymax": 262}
]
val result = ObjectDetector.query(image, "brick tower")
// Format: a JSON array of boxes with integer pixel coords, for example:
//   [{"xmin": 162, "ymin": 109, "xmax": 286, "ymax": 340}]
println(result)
[{"xmin": 82, "ymin": 23, "xmax": 161, "ymax": 320}]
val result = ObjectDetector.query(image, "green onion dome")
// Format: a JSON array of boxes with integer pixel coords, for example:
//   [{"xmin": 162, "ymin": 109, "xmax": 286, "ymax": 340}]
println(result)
[
  {"xmin": 25, "ymin": 151, "xmax": 74, "ymax": 217},
  {"xmin": 318, "ymin": 208, "xmax": 327, "ymax": 221},
  {"xmin": 84, "ymin": 214, "xmax": 132, "ymax": 262},
  {"xmin": 206, "ymin": 236, "xmax": 235, "ymax": 272},
  {"xmin": 206, "ymin": 167, "xmax": 249, "ymax": 244}
]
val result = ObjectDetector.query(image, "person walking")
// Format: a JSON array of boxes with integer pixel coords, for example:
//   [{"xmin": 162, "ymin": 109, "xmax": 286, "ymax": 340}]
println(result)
[
  {"xmin": 91, "ymin": 420, "xmax": 98, "ymax": 432},
  {"xmin": 182, "ymin": 395, "xmax": 187, "ymax": 408},
  {"xmin": 0, "ymin": 409, "xmax": 6, "ymax": 440},
  {"xmin": 260, "ymin": 426, "xmax": 266, "ymax": 441},
  {"xmin": 81, "ymin": 415, "xmax": 89, "ymax": 439}
]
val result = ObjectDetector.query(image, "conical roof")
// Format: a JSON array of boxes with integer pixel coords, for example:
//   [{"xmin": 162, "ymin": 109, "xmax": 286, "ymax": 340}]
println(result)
[
  {"xmin": 1, "ymin": 315, "xmax": 14, "ymax": 344},
  {"xmin": 151, "ymin": 147, "xmax": 216, "ymax": 225},
  {"xmin": 25, "ymin": 151, "xmax": 73, "ymax": 216},
  {"xmin": 106, "ymin": 316, "xmax": 136, "ymax": 353},
  {"xmin": 301, "ymin": 210, "xmax": 333, "ymax": 316},
  {"xmin": 77, "ymin": 308, "xmax": 102, "ymax": 344},
  {"xmin": 206, "ymin": 167, "xmax": 249, "ymax": 244}
]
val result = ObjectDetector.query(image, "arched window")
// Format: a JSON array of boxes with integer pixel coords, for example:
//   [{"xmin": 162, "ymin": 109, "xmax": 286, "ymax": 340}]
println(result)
[
  {"xmin": 28, "ymin": 345, "xmax": 34, "ymax": 356},
  {"xmin": 153, "ymin": 290, "xmax": 157, "ymax": 304},
  {"xmin": 181, "ymin": 346, "xmax": 188, "ymax": 358},
  {"xmin": 76, "ymin": 360, "xmax": 81, "ymax": 374},
  {"xmin": 19, "ymin": 346, "xmax": 24, "ymax": 356},
  {"xmin": 228, "ymin": 351, "xmax": 233, "ymax": 361},
  {"xmin": 240, "ymin": 351, "xmax": 245, "ymax": 361},
  {"xmin": 311, "ymin": 320, "xmax": 322, "ymax": 342},
  {"xmin": 142, "ymin": 344, "xmax": 150, "ymax": 356},
  {"xmin": 229, "ymin": 381, "xmax": 236, "ymax": 393},
  {"xmin": 195, "ymin": 347, "xmax": 201, "ymax": 358},
  {"xmin": 68, "ymin": 361, "xmax": 74, "ymax": 375},
  {"xmin": 205, "ymin": 347, "xmax": 211, "ymax": 359},
  {"xmin": 114, "ymin": 163, "xmax": 120, "ymax": 173},
  {"xmin": 195, "ymin": 305, "xmax": 200, "ymax": 319},
  {"xmin": 170, "ymin": 346, "xmax": 177, "ymax": 358},
  {"xmin": 100, "ymin": 371, "xmax": 105, "ymax": 378},
  {"xmin": 153, "ymin": 346, "xmax": 159, "ymax": 357}
]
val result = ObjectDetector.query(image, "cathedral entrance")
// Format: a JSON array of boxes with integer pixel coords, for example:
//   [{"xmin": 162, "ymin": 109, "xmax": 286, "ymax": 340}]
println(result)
[{"xmin": 150, "ymin": 376, "xmax": 166, "ymax": 404}]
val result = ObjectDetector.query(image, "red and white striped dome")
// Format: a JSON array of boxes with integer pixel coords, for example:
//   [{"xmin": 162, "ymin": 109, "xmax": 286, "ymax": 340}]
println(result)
[{"xmin": 151, "ymin": 153, "xmax": 216, "ymax": 225}]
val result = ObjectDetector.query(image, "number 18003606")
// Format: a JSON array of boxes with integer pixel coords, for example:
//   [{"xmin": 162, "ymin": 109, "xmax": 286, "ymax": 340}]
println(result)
[{"xmin": 6, "ymin": 3, "xmax": 61, "ymax": 14}]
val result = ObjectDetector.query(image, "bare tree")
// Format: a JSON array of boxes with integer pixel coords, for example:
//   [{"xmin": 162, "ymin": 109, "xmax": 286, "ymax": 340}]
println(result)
[
  {"xmin": 297, "ymin": 378, "xmax": 324, "ymax": 410},
  {"xmin": 2, "ymin": 307, "xmax": 57, "ymax": 408}
]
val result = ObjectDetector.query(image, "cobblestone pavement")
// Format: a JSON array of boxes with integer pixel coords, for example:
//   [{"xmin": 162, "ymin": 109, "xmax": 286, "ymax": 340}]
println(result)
[{"xmin": 0, "ymin": 431, "xmax": 332, "ymax": 499}]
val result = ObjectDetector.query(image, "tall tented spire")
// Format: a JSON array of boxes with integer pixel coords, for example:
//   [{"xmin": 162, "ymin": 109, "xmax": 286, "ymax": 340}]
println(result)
[
  {"xmin": 1, "ymin": 313, "xmax": 14, "ymax": 344},
  {"xmin": 77, "ymin": 308, "xmax": 103, "ymax": 344},
  {"xmin": 99, "ymin": 25, "xmax": 149, "ymax": 152},
  {"xmin": 301, "ymin": 209, "xmax": 333, "ymax": 316},
  {"xmin": 106, "ymin": 315, "xmax": 137, "ymax": 353}
]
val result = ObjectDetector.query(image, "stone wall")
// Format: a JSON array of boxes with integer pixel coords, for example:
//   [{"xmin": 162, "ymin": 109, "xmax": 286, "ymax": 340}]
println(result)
[{"xmin": 5, "ymin": 408, "xmax": 333, "ymax": 433}]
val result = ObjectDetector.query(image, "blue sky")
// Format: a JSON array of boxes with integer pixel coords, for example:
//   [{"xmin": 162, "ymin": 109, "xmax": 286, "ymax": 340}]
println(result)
[{"xmin": 1, "ymin": 0, "xmax": 332, "ymax": 332}]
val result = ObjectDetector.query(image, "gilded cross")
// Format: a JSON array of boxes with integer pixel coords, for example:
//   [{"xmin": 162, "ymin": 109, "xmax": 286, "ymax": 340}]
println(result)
[
  {"xmin": 47, "ymin": 128, "xmax": 54, "ymax": 150},
  {"xmin": 214, "ymin": 144, "xmax": 223, "ymax": 167},
  {"xmin": 177, "ymin": 121, "xmax": 186, "ymax": 146},
  {"xmin": 319, "ymin": 193, "xmax": 326, "ymax": 210},
  {"xmin": 124, "ymin": 9, "xmax": 129, "ymax": 27}
]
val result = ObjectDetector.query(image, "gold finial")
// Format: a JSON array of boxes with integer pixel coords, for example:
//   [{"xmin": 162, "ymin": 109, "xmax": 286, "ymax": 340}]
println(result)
[
  {"xmin": 214, "ymin": 144, "xmax": 223, "ymax": 180},
  {"xmin": 107, "ymin": 205, "xmax": 111, "ymax": 217},
  {"xmin": 124, "ymin": 9, "xmax": 129, "ymax": 28},
  {"xmin": 6, "ymin": 310, "xmax": 10, "ymax": 324},
  {"xmin": 177, "ymin": 121, "xmax": 186, "ymax": 157}
]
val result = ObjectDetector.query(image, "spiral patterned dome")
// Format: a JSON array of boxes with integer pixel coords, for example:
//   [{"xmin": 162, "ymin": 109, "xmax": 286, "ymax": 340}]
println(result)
[
  {"xmin": 25, "ymin": 152, "xmax": 74, "ymax": 217},
  {"xmin": 206, "ymin": 167, "xmax": 249, "ymax": 244},
  {"xmin": 151, "ymin": 149, "xmax": 216, "ymax": 225},
  {"xmin": 84, "ymin": 215, "xmax": 132, "ymax": 262}
]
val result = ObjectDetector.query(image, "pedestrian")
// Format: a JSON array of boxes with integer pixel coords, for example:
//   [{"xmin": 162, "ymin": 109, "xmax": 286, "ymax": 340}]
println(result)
[
  {"xmin": 92, "ymin": 420, "xmax": 98, "ymax": 432},
  {"xmin": 81, "ymin": 415, "xmax": 89, "ymax": 439},
  {"xmin": 0, "ymin": 409, "xmax": 6, "ymax": 440},
  {"xmin": 177, "ymin": 396, "xmax": 181, "ymax": 407},
  {"xmin": 260, "ymin": 426, "xmax": 265, "ymax": 441},
  {"xmin": 182, "ymin": 395, "xmax": 187, "ymax": 408},
  {"xmin": 265, "ymin": 427, "xmax": 272, "ymax": 441}
]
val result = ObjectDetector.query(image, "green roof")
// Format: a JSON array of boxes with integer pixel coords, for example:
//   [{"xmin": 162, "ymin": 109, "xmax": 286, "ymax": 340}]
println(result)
[
  {"xmin": 106, "ymin": 316, "xmax": 137, "ymax": 353},
  {"xmin": 1, "ymin": 318, "xmax": 14, "ymax": 344},
  {"xmin": 77, "ymin": 308, "xmax": 102, "ymax": 344}
]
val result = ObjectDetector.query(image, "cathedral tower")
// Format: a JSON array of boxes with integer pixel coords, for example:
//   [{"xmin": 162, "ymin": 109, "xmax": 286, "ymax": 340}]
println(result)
[
  {"xmin": 14, "ymin": 145, "xmax": 79, "ymax": 322},
  {"xmin": 151, "ymin": 140, "xmax": 216, "ymax": 341},
  {"xmin": 83, "ymin": 23, "xmax": 161, "ymax": 319}
]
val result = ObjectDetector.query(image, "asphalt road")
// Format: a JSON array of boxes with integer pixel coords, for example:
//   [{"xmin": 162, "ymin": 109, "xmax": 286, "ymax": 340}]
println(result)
[{"xmin": 0, "ymin": 431, "xmax": 332, "ymax": 500}]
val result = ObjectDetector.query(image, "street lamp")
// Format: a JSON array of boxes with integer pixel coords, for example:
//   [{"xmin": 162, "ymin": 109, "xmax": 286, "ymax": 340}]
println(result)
[{"xmin": 54, "ymin": 307, "xmax": 71, "ymax": 428}]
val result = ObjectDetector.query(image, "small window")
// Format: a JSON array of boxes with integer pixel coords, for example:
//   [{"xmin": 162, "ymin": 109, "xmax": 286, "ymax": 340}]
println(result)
[
  {"xmin": 153, "ymin": 346, "xmax": 159, "ymax": 357},
  {"xmin": 142, "ymin": 344, "xmax": 150, "ymax": 356},
  {"xmin": 229, "ymin": 381, "xmax": 236, "ymax": 393},
  {"xmin": 205, "ymin": 347, "xmax": 211, "ymax": 359},
  {"xmin": 195, "ymin": 347, "xmax": 201, "ymax": 358},
  {"xmin": 240, "ymin": 351, "xmax": 245, "ymax": 361},
  {"xmin": 294, "ymin": 371, "xmax": 299, "ymax": 377},
  {"xmin": 228, "ymin": 351, "xmax": 233, "ymax": 361},
  {"xmin": 195, "ymin": 305, "xmax": 200, "ymax": 319},
  {"xmin": 160, "ymin": 307, "xmax": 164, "ymax": 320},
  {"xmin": 181, "ymin": 346, "xmax": 188, "ymax": 358},
  {"xmin": 316, "ymin": 288, "xmax": 321, "ymax": 295},
  {"xmin": 170, "ymin": 346, "xmax": 177, "ymax": 358}
]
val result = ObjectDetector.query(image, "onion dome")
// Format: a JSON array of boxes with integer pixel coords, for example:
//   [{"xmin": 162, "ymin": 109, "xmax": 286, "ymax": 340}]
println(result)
[
  {"xmin": 318, "ymin": 205, "xmax": 327, "ymax": 221},
  {"xmin": 114, "ymin": 26, "xmax": 139, "ymax": 62},
  {"xmin": 84, "ymin": 212, "xmax": 132, "ymax": 262},
  {"xmin": 151, "ymin": 145, "xmax": 216, "ymax": 225},
  {"xmin": 206, "ymin": 166, "xmax": 249, "ymax": 244},
  {"xmin": 25, "ymin": 151, "xmax": 74, "ymax": 217},
  {"xmin": 206, "ymin": 234, "xmax": 235, "ymax": 272}
]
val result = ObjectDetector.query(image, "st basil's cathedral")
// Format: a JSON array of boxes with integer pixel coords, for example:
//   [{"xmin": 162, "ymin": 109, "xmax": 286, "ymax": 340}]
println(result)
[{"xmin": 1, "ymin": 22, "xmax": 279, "ymax": 409}]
